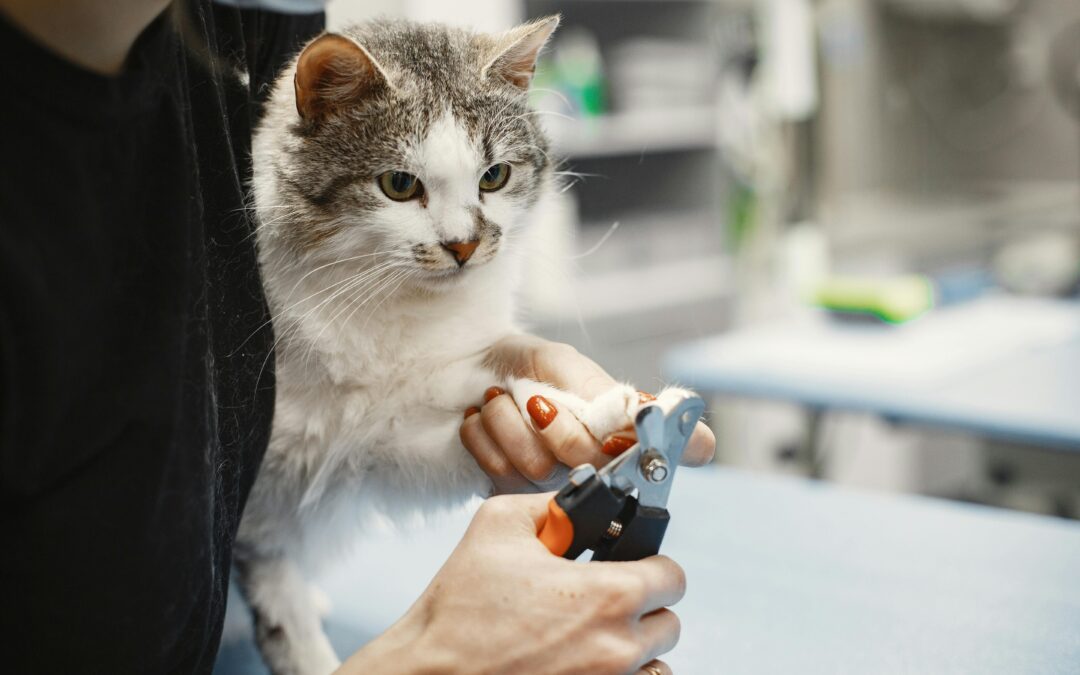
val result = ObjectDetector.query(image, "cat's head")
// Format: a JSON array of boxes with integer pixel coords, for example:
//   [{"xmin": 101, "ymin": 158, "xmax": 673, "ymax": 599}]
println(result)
[{"xmin": 255, "ymin": 17, "xmax": 559, "ymax": 292}]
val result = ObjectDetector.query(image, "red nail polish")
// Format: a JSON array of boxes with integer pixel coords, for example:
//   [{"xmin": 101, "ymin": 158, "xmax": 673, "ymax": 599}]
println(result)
[
  {"xmin": 527, "ymin": 395, "xmax": 557, "ymax": 430},
  {"xmin": 601, "ymin": 435, "xmax": 635, "ymax": 456},
  {"xmin": 464, "ymin": 406, "xmax": 481, "ymax": 419},
  {"xmin": 637, "ymin": 390, "xmax": 656, "ymax": 405},
  {"xmin": 484, "ymin": 386, "xmax": 506, "ymax": 403}
]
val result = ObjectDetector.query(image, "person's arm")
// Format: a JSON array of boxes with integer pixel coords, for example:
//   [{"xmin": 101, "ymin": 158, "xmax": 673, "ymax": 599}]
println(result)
[
  {"xmin": 337, "ymin": 492, "xmax": 680, "ymax": 675},
  {"xmin": 0, "ymin": 0, "xmax": 170, "ymax": 75}
]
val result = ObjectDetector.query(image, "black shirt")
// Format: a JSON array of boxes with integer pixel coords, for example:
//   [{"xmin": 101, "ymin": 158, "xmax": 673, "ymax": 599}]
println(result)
[{"xmin": 0, "ymin": 3, "xmax": 323, "ymax": 671}]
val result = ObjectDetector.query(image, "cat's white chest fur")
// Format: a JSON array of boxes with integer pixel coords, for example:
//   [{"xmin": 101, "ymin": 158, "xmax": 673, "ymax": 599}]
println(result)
[{"xmin": 244, "ymin": 256, "xmax": 522, "ymax": 560}]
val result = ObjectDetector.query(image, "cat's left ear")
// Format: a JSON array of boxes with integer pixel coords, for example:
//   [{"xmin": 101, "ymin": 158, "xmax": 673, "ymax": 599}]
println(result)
[
  {"xmin": 294, "ymin": 33, "xmax": 391, "ymax": 123},
  {"xmin": 484, "ymin": 15, "xmax": 560, "ymax": 90}
]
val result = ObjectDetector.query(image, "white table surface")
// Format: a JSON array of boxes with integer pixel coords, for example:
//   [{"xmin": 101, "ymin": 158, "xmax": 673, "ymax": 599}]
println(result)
[
  {"xmin": 216, "ymin": 467, "xmax": 1080, "ymax": 674},
  {"xmin": 664, "ymin": 296, "xmax": 1080, "ymax": 449}
]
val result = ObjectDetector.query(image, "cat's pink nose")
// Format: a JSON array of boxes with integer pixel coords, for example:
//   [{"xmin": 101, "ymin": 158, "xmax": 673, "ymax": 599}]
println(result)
[{"xmin": 441, "ymin": 240, "xmax": 480, "ymax": 266}]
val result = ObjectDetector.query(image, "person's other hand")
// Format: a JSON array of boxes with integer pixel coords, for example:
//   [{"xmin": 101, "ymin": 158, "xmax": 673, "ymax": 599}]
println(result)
[
  {"xmin": 337, "ymin": 493, "xmax": 683, "ymax": 674},
  {"xmin": 461, "ymin": 334, "xmax": 715, "ymax": 492}
]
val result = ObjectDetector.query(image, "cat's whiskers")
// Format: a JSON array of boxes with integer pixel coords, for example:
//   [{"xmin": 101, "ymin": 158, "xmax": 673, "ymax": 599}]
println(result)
[
  {"xmin": 354, "ymin": 268, "xmax": 418, "ymax": 333},
  {"xmin": 298, "ymin": 263, "xmax": 411, "ymax": 366},
  {"xmin": 241, "ymin": 211, "xmax": 302, "ymax": 243},
  {"xmin": 290, "ymin": 260, "xmax": 405, "ymax": 326},
  {"xmin": 250, "ymin": 260, "xmax": 406, "ymax": 394},
  {"xmin": 489, "ymin": 96, "xmax": 526, "ymax": 126},
  {"xmin": 528, "ymin": 86, "xmax": 573, "ymax": 109},
  {"xmin": 295, "ymin": 267, "xmax": 401, "ymax": 369},
  {"xmin": 264, "ymin": 270, "xmax": 392, "ymax": 384},
  {"xmin": 500, "ymin": 142, "xmax": 552, "ymax": 163},
  {"xmin": 283, "ymin": 260, "xmax": 403, "ymax": 327},
  {"xmin": 506, "ymin": 110, "xmax": 575, "ymax": 128},
  {"xmin": 550, "ymin": 169, "xmax": 602, "ymax": 194},
  {"xmin": 552, "ymin": 169, "xmax": 602, "ymax": 180},
  {"xmin": 234, "ymin": 254, "xmax": 397, "ymax": 356},
  {"xmin": 280, "ymin": 251, "xmax": 393, "ymax": 304}
]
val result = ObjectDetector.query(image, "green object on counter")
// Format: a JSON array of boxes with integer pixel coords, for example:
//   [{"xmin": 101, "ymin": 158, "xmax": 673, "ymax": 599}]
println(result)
[
  {"xmin": 812, "ymin": 275, "xmax": 935, "ymax": 324},
  {"xmin": 726, "ymin": 182, "xmax": 757, "ymax": 249}
]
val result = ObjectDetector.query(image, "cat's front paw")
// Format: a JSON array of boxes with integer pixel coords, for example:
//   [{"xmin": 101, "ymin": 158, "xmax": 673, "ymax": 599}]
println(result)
[
  {"xmin": 507, "ymin": 378, "xmax": 695, "ymax": 451},
  {"xmin": 575, "ymin": 383, "xmax": 639, "ymax": 443},
  {"xmin": 580, "ymin": 385, "xmax": 698, "ymax": 452}
]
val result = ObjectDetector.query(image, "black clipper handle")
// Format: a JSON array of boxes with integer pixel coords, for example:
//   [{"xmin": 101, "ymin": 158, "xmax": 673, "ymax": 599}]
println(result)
[{"xmin": 538, "ymin": 474, "xmax": 669, "ymax": 561}]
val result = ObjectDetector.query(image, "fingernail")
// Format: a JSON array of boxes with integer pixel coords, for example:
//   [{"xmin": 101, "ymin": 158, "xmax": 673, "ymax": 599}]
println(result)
[
  {"xmin": 526, "ymin": 395, "xmax": 557, "ymax": 430},
  {"xmin": 464, "ymin": 406, "xmax": 481, "ymax": 419},
  {"xmin": 484, "ymin": 386, "xmax": 506, "ymax": 403},
  {"xmin": 601, "ymin": 435, "xmax": 635, "ymax": 456},
  {"xmin": 637, "ymin": 390, "xmax": 656, "ymax": 405}
]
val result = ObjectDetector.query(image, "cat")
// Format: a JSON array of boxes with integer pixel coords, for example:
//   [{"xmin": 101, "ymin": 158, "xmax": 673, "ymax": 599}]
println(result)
[{"xmin": 238, "ymin": 16, "xmax": 686, "ymax": 675}]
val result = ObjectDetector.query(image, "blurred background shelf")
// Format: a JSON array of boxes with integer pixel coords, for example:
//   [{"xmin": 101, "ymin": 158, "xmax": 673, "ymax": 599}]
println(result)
[{"xmin": 548, "ymin": 104, "xmax": 719, "ymax": 159}]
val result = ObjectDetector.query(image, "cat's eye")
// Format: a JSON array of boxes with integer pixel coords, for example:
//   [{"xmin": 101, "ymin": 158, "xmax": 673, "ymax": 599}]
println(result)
[
  {"xmin": 378, "ymin": 171, "xmax": 423, "ymax": 201},
  {"xmin": 479, "ymin": 163, "xmax": 511, "ymax": 192}
]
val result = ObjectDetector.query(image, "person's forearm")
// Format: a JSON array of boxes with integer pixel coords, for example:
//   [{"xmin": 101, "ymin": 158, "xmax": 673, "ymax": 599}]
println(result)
[{"xmin": 0, "ymin": 0, "xmax": 170, "ymax": 75}]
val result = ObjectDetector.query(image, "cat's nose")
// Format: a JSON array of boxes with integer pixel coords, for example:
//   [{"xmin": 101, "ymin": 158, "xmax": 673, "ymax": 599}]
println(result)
[{"xmin": 441, "ymin": 239, "xmax": 480, "ymax": 267}]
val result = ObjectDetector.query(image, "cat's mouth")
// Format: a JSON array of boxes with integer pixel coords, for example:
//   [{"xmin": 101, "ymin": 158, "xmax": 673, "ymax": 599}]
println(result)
[
  {"xmin": 421, "ymin": 263, "xmax": 477, "ymax": 281},
  {"xmin": 411, "ymin": 254, "xmax": 496, "ymax": 288},
  {"xmin": 407, "ymin": 263, "xmax": 463, "ymax": 286}
]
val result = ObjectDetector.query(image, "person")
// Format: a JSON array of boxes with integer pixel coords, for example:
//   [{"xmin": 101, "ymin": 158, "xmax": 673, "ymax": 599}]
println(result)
[{"xmin": 0, "ymin": 1, "xmax": 715, "ymax": 673}]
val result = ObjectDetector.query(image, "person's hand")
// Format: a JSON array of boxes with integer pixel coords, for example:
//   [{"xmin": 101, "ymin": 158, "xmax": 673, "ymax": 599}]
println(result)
[
  {"xmin": 461, "ymin": 334, "xmax": 715, "ymax": 492},
  {"xmin": 336, "ymin": 493, "xmax": 683, "ymax": 674}
]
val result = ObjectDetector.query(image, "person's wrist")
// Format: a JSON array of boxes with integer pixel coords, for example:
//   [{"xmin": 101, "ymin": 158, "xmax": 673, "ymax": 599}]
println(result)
[{"xmin": 335, "ymin": 605, "xmax": 445, "ymax": 674}]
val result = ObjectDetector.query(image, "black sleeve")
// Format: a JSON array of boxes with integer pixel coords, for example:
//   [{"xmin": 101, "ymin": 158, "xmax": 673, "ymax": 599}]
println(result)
[
  {"xmin": 198, "ymin": 2, "xmax": 327, "ymax": 110},
  {"xmin": 1, "ymin": 3, "xmax": 323, "ymax": 672}
]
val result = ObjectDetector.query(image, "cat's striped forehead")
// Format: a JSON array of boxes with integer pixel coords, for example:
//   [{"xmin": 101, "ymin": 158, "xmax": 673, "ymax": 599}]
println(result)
[
  {"xmin": 334, "ymin": 18, "xmax": 549, "ymax": 167},
  {"xmin": 269, "ymin": 17, "xmax": 554, "ymax": 247}
]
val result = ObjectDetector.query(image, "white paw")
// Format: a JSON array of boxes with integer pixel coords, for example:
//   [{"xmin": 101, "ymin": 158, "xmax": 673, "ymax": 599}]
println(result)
[
  {"xmin": 576, "ymin": 384, "xmax": 638, "ymax": 442},
  {"xmin": 508, "ymin": 378, "xmax": 697, "ymax": 446},
  {"xmin": 653, "ymin": 386, "xmax": 697, "ymax": 415},
  {"xmin": 568, "ymin": 384, "xmax": 698, "ymax": 444}
]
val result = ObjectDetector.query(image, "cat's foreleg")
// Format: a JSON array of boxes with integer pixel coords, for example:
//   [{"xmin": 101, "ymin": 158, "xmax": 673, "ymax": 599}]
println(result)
[{"xmin": 235, "ymin": 554, "xmax": 340, "ymax": 675}]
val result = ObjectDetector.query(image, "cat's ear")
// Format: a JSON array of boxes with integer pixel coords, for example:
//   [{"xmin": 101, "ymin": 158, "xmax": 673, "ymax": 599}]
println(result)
[
  {"xmin": 484, "ymin": 15, "xmax": 560, "ymax": 90},
  {"xmin": 294, "ymin": 33, "xmax": 390, "ymax": 123}
]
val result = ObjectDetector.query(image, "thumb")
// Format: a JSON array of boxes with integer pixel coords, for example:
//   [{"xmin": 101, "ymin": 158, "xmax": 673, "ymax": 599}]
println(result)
[{"xmin": 475, "ymin": 492, "xmax": 556, "ymax": 538}]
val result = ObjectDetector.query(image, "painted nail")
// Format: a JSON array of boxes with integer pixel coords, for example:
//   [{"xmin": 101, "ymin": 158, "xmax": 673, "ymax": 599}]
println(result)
[
  {"xmin": 526, "ymin": 395, "xmax": 557, "ymax": 430},
  {"xmin": 484, "ymin": 386, "xmax": 506, "ymax": 403},
  {"xmin": 601, "ymin": 435, "xmax": 635, "ymax": 457},
  {"xmin": 464, "ymin": 406, "xmax": 481, "ymax": 419},
  {"xmin": 637, "ymin": 390, "xmax": 656, "ymax": 405}
]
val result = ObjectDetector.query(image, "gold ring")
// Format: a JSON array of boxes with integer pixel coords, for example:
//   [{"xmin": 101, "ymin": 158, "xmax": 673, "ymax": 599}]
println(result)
[{"xmin": 642, "ymin": 665, "xmax": 664, "ymax": 675}]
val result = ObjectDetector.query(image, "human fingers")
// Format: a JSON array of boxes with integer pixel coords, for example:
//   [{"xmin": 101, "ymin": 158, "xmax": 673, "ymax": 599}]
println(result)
[
  {"xmin": 488, "ymin": 335, "xmax": 618, "ymax": 400},
  {"xmin": 636, "ymin": 657, "xmax": 674, "ymax": 675},
  {"xmin": 637, "ymin": 609, "xmax": 681, "ymax": 666},
  {"xmin": 681, "ymin": 422, "xmax": 716, "ymax": 467},
  {"xmin": 600, "ymin": 555, "xmax": 687, "ymax": 615},
  {"xmin": 523, "ymin": 395, "xmax": 610, "ymax": 468},
  {"xmin": 480, "ymin": 389, "xmax": 560, "ymax": 485},
  {"xmin": 460, "ymin": 409, "xmax": 535, "ymax": 495}
]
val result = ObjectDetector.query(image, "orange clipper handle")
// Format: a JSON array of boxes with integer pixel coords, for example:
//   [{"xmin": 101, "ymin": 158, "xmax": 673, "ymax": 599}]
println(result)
[
  {"xmin": 538, "ymin": 499, "xmax": 575, "ymax": 556},
  {"xmin": 536, "ymin": 467, "xmax": 626, "ymax": 560}
]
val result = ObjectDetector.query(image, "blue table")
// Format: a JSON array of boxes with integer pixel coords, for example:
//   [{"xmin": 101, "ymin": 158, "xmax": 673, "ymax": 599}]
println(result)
[
  {"xmin": 664, "ymin": 296, "xmax": 1080, "ymax": 450},
  {"xmin": 215, "ymin": 467, "xmax": 1080, "ymax": 674}
]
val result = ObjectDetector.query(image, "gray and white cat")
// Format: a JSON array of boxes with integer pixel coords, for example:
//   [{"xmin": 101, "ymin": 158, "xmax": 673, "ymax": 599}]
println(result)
[{"xmin": 239, "ymin": 17, "xmax": 686, "ymax": 674}]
